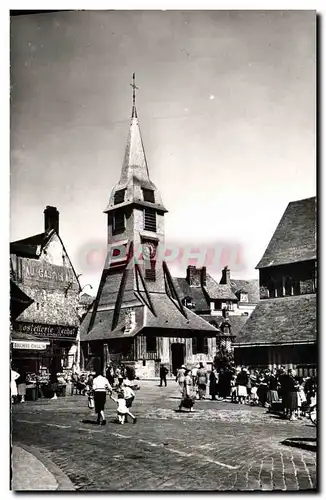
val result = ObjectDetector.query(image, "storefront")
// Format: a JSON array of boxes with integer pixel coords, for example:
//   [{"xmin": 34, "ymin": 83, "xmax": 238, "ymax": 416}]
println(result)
[{"xmin": 11, "ymin": 321, "xmax": 78, "ymax": 376}]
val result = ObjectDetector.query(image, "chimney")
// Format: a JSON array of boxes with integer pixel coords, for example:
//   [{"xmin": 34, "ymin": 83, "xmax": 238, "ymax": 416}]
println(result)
[
  {"xmin": 201, "ymin": 267, "xmax": 207, "ymax": 286},
  {"xmin": 186, "ymin": 265, "xmax": 207, "ymax": 287},
  {"xmin": 220, "ymin": 266, "xmax": 231, "ymax": 285},
  {"xmin": 44, "ymin": 206, "xmax": 59, "ymax": 235}
]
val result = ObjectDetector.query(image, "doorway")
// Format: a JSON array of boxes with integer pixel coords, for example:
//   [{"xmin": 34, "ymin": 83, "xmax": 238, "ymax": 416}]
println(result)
[{"xmin": 171, "ymin": 343, "xmax": 185, "ymax": 375}]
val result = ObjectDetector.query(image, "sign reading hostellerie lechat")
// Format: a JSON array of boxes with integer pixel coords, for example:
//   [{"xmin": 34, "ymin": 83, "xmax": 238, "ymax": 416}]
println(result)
[{"xmin": 12, "ymin": 321, "xmax": 77, "ymax": 339}]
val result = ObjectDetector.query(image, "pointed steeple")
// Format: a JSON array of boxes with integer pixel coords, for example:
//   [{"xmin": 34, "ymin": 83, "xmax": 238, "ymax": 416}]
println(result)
[{"xmin": 104, "ymin": 74, "xmax": 167, "ymax": 213}]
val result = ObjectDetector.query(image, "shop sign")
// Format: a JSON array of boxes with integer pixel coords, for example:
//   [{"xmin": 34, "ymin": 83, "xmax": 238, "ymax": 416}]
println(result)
[
  {"xmin": 12, "ymin": 340, "xmax": 49, "ymax": 350},
  {"xmin": 22, "ymin": 261, "xmax": 74, "ymax": 284},
  {"xmin": 12, "ymin": 321, "xmax": 77, "ymax": 339}
]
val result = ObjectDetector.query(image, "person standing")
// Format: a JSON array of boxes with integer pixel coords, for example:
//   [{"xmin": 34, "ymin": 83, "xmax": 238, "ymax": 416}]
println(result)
[
  {"xmin": 11, "ymin": 368, "xmax": 20, "ymax": 404},
  {"xmin": 16, "ymin": 369, "xmax": 27, "ymax": 403},
  {"xmin": 178, "ymin": 369, "xmax": 195, "ymax": 412},
  {"xmin": 266, "ymin": 369, "xmax": 279, "ymax": 408},
  {"xmin": 159, "ymin": 364, "xmax": 168, "ymax": 387},
  {"xmin": 209, "ymin": 368, "xmax": 219, "ymax": 400},
  {"xmin": 92, "ymin": 367, "xmax": 112, "ymax": 425},
  {"xmin": 191, "ymin": 365, "xmax": 198, "ymax": 386},
  {"xmin": 236, "ymin": 367, "xmax": 248, "ymax": 404},
  {"xmin": 105, "ymin": 365, "xmax": 115, "ymax": 386},
  {"xmin": 176, "ymin": 365, "xmax": 186, "ymax": 394},
  {"xmin": 196, "ymin": 362, "xmax": 208, "ymax": 400}
]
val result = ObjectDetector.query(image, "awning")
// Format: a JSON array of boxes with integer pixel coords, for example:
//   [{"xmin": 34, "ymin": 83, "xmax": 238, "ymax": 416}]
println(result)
[{"xmin": 12, "ymin": 340, "xmax": 50, "ymax": 350}]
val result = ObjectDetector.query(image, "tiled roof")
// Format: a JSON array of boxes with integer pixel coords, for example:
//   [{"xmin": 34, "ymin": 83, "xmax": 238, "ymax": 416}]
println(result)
[
  {"xmin": 204, "ymin": 274, "xmax": 238, "ymax": 301},
  {"xmin": 173, "ymin": 277, "xmax": 209, "ymax": 311},
  {"xmin": 199, "ymin": 314, "xmax": 249, "ymax": 337},
  {"xmin": 230, "ymin": 279, "xmax": 260, "ymax": 304},
  {"xmin": 235, "ymin": 294, "xmax": 316, "ymax": 346},
  {"xmin": 256, "ymin": 197, "xmax": 316, "ymax": 269},
  {"xmin": 10, "ymin": 231, "xmax": 54, "ymax": 258}
]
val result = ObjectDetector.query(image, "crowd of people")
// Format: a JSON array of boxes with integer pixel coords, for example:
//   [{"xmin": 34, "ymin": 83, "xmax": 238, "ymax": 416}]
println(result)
[{"xmin": 174, "ymin": 363, "xmax": 317, "ymax": 421}]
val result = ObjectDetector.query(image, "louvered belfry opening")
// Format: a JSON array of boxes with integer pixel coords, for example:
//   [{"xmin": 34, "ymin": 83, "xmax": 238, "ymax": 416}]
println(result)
[
  {"xmin": 144, "ymin": 208, "xmax": 157, "ymax": 232},
  {"xmin": 113, "ymin": 211, "xmax": 125, "ymax": 234}
]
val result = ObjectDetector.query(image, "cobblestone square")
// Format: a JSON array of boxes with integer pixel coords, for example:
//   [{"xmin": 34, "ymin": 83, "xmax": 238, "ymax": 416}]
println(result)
[{"xmin": 11, "ymin": 381, "xmax": 317, "ymax": 491}]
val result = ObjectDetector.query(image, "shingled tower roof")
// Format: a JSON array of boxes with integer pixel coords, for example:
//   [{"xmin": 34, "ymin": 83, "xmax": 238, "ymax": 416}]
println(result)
[
  {"xmin": 256, "ymin": 196, "xmax": 316, "ymax": 269},
  {"xmin": 104, "ymin": 74, "xmax": 167, "ymax": 214}
]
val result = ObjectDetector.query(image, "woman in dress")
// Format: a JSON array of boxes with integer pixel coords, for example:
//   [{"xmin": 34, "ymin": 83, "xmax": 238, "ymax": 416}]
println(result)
[
  {"xmin": 286, "ymin": 369, "xmax": 299, "ymax": 421},
  {"xmin": 196, "ymin": 362, "xmax": 208, "ymax": 400},
  {"xmin": 209, "ymin": 368, "xmax": 219, "ymax": 401},
  {"xmin": 176, "ymin": 365, "xmax": 186, "ymax": 394},
  {"xmin": 11, "ymin": 367, "xmax": 20, "ymax": 404},
  {"xmin": 236, "ymin": 367, "xmax": 248, "ymax": 404},
  {"xmin": 17, "ymin": 369, "xmax": 27, "ymax": 403},
  {"xmin": 266, "ymin": 369, "xmax": 279, "ymax": 408}
]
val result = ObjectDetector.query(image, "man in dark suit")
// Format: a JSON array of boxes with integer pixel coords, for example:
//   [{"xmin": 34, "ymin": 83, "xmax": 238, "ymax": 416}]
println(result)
[{"xmin": 159, "ymin": 364, "xmax": 168, "ymax": 387}]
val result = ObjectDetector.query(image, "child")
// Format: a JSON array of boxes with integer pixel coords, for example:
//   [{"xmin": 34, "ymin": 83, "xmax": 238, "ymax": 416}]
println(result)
[
  {"xmin": 297, "ymin": 380, "xmax": 307, "ymax": 419},
  {"xmin": 122, "ymin": 383, "xmax": 135, "ymax": 422},
  {"xmin": 110, "ymin": 392, "xmax": 137, "ymax": 425},
  {"xmin": 250, "ymin": 384, "xmax": 259, "ymax": 406},
  {"xmin": 230, "ymin": 375, "xmax": 237, "ymax": 403}
]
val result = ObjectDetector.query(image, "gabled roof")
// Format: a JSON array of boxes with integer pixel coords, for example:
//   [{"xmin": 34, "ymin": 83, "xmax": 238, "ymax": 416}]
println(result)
[
  {"xmin": 235, "ymin": 294, "xmax": 316, "ymax": 346},
  {"xmin": 173, "ymin": 277, "xmax": 209, "ymax": 311},
  {"xmin": 199, "ymin": 314, "xmax": 249, "ymax": 337},
  {"xmin": 230, "ymin": 279, "xmax": 260, "ymax": 304},
  {"xmin": 256, "ymin": 197, "xmax": 316, "ymax": 269},
  {"xmin": 10, "ymin": 230, "xmax": 54, "ymax": 258},
  {"xmin": 204, "ymin": 274, "xmax": 238, "ymax": 301}
]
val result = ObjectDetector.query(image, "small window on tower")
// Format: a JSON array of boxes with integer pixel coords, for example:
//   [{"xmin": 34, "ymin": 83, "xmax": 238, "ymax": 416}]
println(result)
[
  {"xmin": 142, "ymin": 188, "xmax": 155, "ymax": 203},
  {"xmin": 113, "ymin": 211, "xmax": 125, "ymax": 234},
  {"xmin": 145, "ymin": 261, "xmax": 156, "ymax": 281},
  {"xmin": 144, "ymin": 208, "xmax": 157, "ymax": 232},
  {"xmin": 114, "ymin": 189, "xmax": 126, "ymax": 205}
]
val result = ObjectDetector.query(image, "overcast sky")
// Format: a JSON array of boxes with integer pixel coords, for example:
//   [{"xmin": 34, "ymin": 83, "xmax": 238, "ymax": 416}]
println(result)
[{"xmin": 10, "ymin": 10, "xmax": 316, "ymax": 293}]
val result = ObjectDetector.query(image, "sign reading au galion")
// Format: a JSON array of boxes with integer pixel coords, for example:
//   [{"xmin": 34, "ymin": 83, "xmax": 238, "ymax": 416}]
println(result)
[
  {"xmin": 22, "ymin": 261, "xmax": 74, "ymax": 284},
  {"xmin": 13, "ymin": 322, "xmax": 77, "ymax": 339}
]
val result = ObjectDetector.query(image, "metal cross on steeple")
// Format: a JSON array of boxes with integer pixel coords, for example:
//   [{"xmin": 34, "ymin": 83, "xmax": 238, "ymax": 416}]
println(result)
[{"xmin": 130, "ymin": 73, "xmax": 138, "ymax": 117}]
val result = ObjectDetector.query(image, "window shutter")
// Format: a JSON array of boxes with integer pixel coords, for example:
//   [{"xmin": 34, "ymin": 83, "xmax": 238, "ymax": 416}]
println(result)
[{"xmin": 144, "ymin": 208, "xmax": 157, "ymax": 232}]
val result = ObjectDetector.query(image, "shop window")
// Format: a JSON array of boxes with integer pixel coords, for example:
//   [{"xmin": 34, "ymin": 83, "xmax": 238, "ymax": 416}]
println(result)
[
  {"xmin": 142, "ymin": 188, "xmax": 155, "ymax": 203},
  {"xmin": 113, "ymin": 211, "xmax": 125, "ymax": 234},
  {"xmin": 193, "ymin": 336, "xmax": 208, "ymax": 354},
  {"xmin": 146, "ymin": 336, "xmax": 157, "ymax": 353},
  {"xmin": 144, "ymin": 208, "xmax": 157, "ymax": 232},
  {"xmin": 114, "ymin": 189, "xmax": 126, "ymax": 205}
]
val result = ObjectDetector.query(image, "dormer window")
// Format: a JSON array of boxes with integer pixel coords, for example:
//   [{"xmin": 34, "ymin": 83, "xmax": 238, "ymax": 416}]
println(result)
[
  {"xmin": 144, "ymin": 208, "xmax": 157, "ymax": 232},
  {"xmin": 114, "ymin": 189, "xmax": 126, "ymax": 205},
  {"xmin": 142, "ymin": 188, "xmax": 155, "ymax": 203},
  {"xmin": 240, "ymin": 292, "xmax": 248, "ymax": 303},
  {"xmin": 113, "ymin": 211, "xmax": 125, "ymax": 234}
]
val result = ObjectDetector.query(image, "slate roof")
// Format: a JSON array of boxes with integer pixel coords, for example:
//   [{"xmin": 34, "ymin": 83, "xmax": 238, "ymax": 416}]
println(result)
[
  {"xmin": 256, "ymin": 197, "xmax": 316, "ymax": 269},
  {"xmin": 173, "ymin": 277, "xmax": 209, "ymax": 311},
  {"xmin": 235, "ymin": 294, "xmax": 316, "ymax": 346},
  {"xmin": 144, "ymin": 294, "xmax": 218, "ymax": 333},
  {"xmin": 204, "ymin": 274, "xmax": 238, "ymax": 301},
  {"xmin": 81, "ymin": 291, "xmax": 218, "ymax": 342},
  {"xmin": 199, "ymin": 314, "xmax": 249, "ymax": 337},
  {"xmin": 230, "ymin": 279, "xmax": 260, "ymax": 304},
  {"xmin": 10, "ymin": 230, "xmax": 54, "ymax": 258}
]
